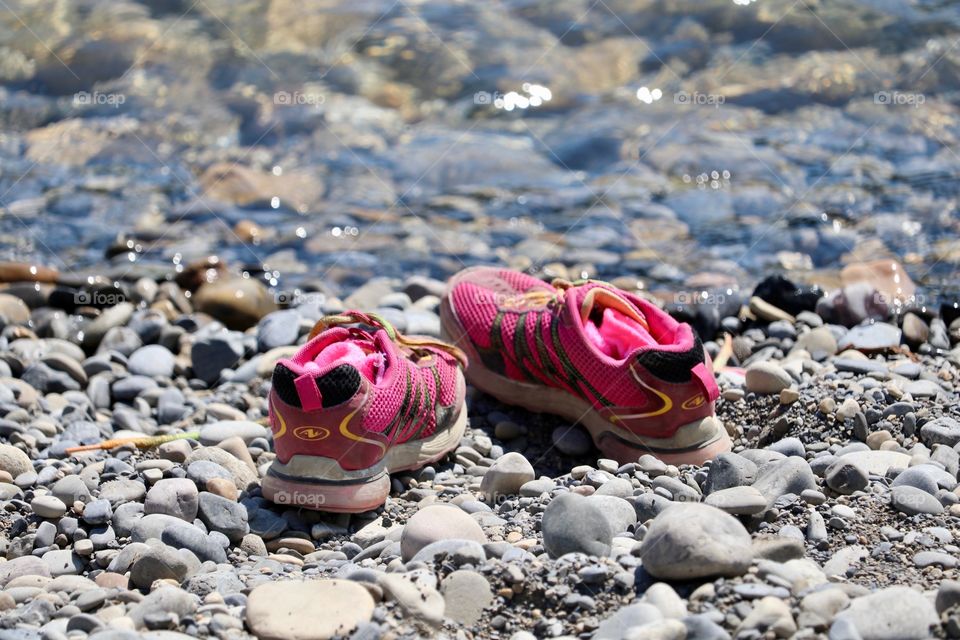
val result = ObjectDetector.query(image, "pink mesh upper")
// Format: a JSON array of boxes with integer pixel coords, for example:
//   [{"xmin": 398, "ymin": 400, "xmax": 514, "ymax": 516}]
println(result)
[
  {"xmin": 446, "ymin": 268, "xmax": 699, "ymax": 411},
  {"xmin": 276, "ymin": 325, "xmax": 462, "ymax": 444}
]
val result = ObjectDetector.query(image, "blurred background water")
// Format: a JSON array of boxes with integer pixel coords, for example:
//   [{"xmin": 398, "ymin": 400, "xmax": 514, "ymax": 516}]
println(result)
[{"xmin": 1, "ymin": 0, "xmax": 959, "ymax": 314}]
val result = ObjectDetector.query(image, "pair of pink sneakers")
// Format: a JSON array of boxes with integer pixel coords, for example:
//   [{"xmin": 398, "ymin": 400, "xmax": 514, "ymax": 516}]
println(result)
[{"xmin": 261, "ymin": 267, "xmax": 730, "ymax": 512}]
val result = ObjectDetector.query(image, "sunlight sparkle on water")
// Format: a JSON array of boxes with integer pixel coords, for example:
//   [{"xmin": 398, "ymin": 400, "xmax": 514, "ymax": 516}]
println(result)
[
  {"xmin": 495, "ymin": 84, "xmax": 552, "ymax": 111},
  {"xmin": 636, "ymin": 87, "xmax": 662, "ymax": 104}
]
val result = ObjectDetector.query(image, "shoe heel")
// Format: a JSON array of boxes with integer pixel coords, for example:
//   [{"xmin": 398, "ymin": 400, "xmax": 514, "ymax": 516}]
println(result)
[
  {"xmin": 261, "ymin": 458, "xmax": 390, "ymax": 513},
  {"xmin": 595, "ymin": 416, "xmax": 733, "ymax": 466}
]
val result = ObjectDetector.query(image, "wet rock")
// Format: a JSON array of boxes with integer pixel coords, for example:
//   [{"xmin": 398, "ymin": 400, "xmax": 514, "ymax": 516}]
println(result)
[
  {"xmin": 752, "ymin": 275, "xmax": 823, "ymax": 316},
  {"xmin": 200, "ymin": 163, "xmax": 324, "ymax": 214},
  {"xmin": 841, "ymin": 260, "xmax": 916, "ymax": 308},
  {"xmin": 193, "ymin": 278, "xmax": 278, "ymax": 331},
  {"xmin": 838, "ymin": 323, "xmax": 902, "ymax": 352}
]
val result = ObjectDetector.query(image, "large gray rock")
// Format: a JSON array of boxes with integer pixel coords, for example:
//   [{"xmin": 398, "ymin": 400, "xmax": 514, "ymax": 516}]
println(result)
[
  {"xmin": 752, "ymin": 457, "xmax": 816, "ymax": 505},
  {"xmin": 890, "ymin": 485, "xmax": 943, "ymax": 516},
  {"xmin": 378, "ymin": 572, "xmax": 445, "ymax": 625},
  {"xmin": 51, "ymin": 475, "xmax": 91, "ymax": 505},
  {"xmin": 257, "ymin": 309, "xmax": 302, "ymax": 352},
  {"xmin": 703, "ymin": 453, "xmax": 758, "ymax": 494},
  {"xmin": 161, "ymin": 525, "xmax": 228, "ymax": 563},
  {"xmin": 131, "ymin": 514, "xmax": 189, "ymax": 543},
  {"xmin": 399, "ymin": 504, "xmax": 487, "ymax": 561},
  {"xmin": 128, "ymin": 586, "xmax": 198, "ymax": 629},
  {"xmin": 840, "ymin": 450, "xmax": 910, "ymax": 476},
  {"xmin": 130, "ymin": 544, "xmax": 194, "ymax": 588},
  {"xmin": 704, "ymin": 486, "xmax": 767, "ymax": 515},
  {"xmin": 480, "ymin": 452, "xmax": 535, "ymax": 503},
  {"xmin": 541, "ymin": 492, "xmax": 613, "ymax": 558},
  {"xmin": 0, "ymin": 443, "xmax": 32, "ymax": 478},
  {"xmin": 920, "ymin": 417, "xmax": 960, "ymax": 447},
  {"xmin": 825, "ymin": 458, "xmax": 869, "ymax": 495},
  {"xmin": 891, "ymin": 465, "xmax": 949, "ymax": 495},
  {"xmin": 832, "ymin": 586, "xmax": 937, "ymax": 640},
  {"xmin": 42, "ymin": 549, "xmax": 84, "ymax": 576},
  {"xmin": 246, "ymin": 579, "xmax": 374, "ymax": 640},
  {"xmin": 184, "ymin": 446, "xmax": 258, "ymax": 490},
  {"xmin": 199, "ymin": 420, "xmax": 269, "ymax": 446},
  {"xmin": 639, "ymin": 503, "xmax": 753, "ymax": 580},
  {"xmin": 127, "ymin": 344, "xmax": 176, "ymax": 378},
  {"xmin": 197, "ymin": 492, "xmax": 249, "ymax": 543},
  {"xmin": 144, "ymin": 478, "xmax": 199, "ymax": 522},
  {"xmin": 191, "ymin": 332, "xmax": 244, "ymax": 384},
  {"xmin": 0, "ymin": 555, "xmax": 51, "ymax": 587},
  {"xmin": 838, "ymin": 323, "xmax": 902, "ymax": 352},
  {"xmin": 587, "ymin": 495, "xmax": 638, "ymax": 534},
  {"xmin": 440, "ymin": 570, "xmax": 493, "ymax": 625},
  {"xmin": 594, "ymin": 603, "xmax": 663, "ymax": 640},
  {"xmin": 745, "ymin": 362, "xmax": 793, "ymax": 394}
]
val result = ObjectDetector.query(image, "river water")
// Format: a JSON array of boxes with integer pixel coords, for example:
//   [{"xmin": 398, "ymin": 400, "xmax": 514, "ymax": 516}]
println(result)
[{"xmin": 1, "ymin": 0, "xmax": 959, "ymax": 310}]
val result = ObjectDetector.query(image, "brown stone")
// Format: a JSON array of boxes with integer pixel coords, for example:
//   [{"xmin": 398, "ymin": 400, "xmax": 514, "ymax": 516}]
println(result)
[{"xmin": 205, "ymin": 477, "xmax": 239, "ymax": 501}]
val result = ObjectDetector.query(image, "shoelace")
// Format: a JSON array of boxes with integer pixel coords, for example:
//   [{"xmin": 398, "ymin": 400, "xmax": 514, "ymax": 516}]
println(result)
[
  {"xmin": 308, "ymin": 310, "xmax": 468, "ymax": 368},
  {"xmin": 517, "ymin": 278, "xmax": 580, "ymax": 307},
  {"xmin": 520, "ymin": 278, "xmax": 651, "ymax": 332}
]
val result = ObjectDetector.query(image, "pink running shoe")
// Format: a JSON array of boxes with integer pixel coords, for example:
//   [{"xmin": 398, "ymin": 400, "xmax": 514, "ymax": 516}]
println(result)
[
  {"xmin": 440, "ymin": 267, "xmax": 730, "ymax": 465},
  {"xmin": 262, "ymin": 311, "xmax": 468, "ymax": 512}
]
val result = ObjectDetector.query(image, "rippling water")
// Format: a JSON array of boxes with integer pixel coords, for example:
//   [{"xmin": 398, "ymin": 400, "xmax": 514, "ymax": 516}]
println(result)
[{"xmin": 1, "ymin": 0, "xmax": 959, "ymax": 304}]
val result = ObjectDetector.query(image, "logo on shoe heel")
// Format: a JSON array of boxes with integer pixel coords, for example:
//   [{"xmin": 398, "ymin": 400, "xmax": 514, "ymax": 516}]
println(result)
[
  {"xmin": 293, "ymin": 426, "xmax": 331, "ymax": 441},
  {"xmin": 681, "ymin": 394, "xmax": 706, "ymax": 410},
  {"xmin": 272, "ymin": 489, "xmax": 326, "ymax": 507}
]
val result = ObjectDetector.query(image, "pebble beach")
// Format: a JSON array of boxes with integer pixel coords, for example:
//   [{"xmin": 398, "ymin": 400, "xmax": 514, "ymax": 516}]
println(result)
[{"xmin": 3, "ymin": 1, "xmax": 960, "ymax": 639}]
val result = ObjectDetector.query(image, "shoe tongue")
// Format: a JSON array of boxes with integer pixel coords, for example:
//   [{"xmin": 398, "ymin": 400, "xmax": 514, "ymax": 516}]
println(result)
[
  {"xmin": 574, "ymin": 285, "xmax": 656, "ymax": 358},
  {"xmin": 311, "ymin": 330, "xmax": 385, "ymax": 383}
]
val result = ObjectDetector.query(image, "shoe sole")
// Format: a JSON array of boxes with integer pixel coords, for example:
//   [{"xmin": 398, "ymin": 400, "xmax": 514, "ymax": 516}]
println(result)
[
  {"xmin": 261, "ymin": 405, "xmax": 468, "ymax": 513},
  {"xmin": 439, "ymin": 276, "xmax": 732, "ymax": 466}
]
